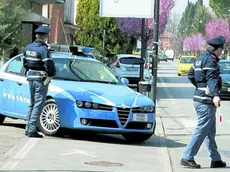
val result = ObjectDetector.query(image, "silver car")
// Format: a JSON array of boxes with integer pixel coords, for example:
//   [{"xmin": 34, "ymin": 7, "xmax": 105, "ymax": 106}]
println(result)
[{"xmin": 109, "ymin": 54, "xmax": 152, "ymax": 85}]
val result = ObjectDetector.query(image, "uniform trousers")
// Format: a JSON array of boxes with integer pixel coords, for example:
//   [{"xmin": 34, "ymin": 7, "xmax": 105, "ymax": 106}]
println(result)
[
  {"xmin": 183, "ymin": 101, "xmax": 221, "ymax": 161},
  {"xmin": 25, "ymin": 79, "xmax": 48, "ymax": 134}
]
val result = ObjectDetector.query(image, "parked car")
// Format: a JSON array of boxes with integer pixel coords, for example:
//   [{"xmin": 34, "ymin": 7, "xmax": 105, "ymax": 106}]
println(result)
[
  {"xmin": 0, "ymin": 51, "xmax": 156, "ymax": 143},
  {"xmin": 158, "ymin": 54, "xmax": 168, "ymax": 62},
  {"xmin": 219, "ymin": 60, "xmax": 230, "ymax": 99},
  {"xmin": 177, "ymin": 55, "xmax": 196, "ymax": 76},
  {"xmin": 109, "ymin": 54, "xmax": 152, "ymax": 85}
]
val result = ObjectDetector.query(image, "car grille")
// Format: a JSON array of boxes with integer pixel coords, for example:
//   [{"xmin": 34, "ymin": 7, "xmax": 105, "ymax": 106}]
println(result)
[
  {"xmin": 89, "ymin": 119, "xmax": 118, "ymax": 128},
  {"xmin": 117, "ymin": 107, "xmax": 130, "ymax": 126},
  {"xmin": 132, "ymin": 107, "xmax": 142, "ymax": 113},
  {"xmin": 125, "ymin": 122, "xmax": 149, "ymax": 130},
  {"xmin": 98, "ymin": 104, "xmax": 113, "ymax": 111}
]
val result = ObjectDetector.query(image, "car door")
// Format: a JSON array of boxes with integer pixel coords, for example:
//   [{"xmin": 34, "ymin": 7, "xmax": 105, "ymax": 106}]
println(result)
[
  {"xmin": 2, "ymin": 56, "xmax": 27, "ymax": 119},
  {"xmin": 14, "ymin": 56, "xmax": 30, "ymax": 118}
]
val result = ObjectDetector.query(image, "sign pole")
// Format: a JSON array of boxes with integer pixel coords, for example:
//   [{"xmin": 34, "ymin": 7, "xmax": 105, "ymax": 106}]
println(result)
[
  {"xmin": 140, "ymin": 18, "xmax": 145, "ymax": 81},
  {"xmin": 152, "ymin": 0, "xmax": 160, "ymax": 105}
]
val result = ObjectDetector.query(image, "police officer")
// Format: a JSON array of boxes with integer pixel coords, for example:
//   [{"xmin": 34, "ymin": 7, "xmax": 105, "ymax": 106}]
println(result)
[
  {"xmin": 23, "ymin": 26, "xmax": 56, "ymax": 138},
  {"xmin": 180, "ymin": 36, "xmax": 227, "ymax": 168}
]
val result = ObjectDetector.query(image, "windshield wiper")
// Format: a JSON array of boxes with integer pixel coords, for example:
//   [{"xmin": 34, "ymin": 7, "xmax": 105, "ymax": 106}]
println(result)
[{"xmin": 79, "ymin": 79, "xmax": 117, "ymax": 84}]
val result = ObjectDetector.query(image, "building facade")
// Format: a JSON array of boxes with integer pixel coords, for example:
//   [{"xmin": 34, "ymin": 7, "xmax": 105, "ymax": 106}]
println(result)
[{"xmin": 21, "ymin": 0, "xmax": 79, "ymax": 47}]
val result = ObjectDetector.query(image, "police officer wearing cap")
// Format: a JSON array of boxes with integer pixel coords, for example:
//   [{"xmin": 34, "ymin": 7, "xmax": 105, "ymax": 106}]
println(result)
[
  {"xmin": 23, "ymin": 26, "xmax": 56, "ymax": 138},
  {"xmin": 180, "ymin": 36, "xmax": 227, "ymax": 168}
]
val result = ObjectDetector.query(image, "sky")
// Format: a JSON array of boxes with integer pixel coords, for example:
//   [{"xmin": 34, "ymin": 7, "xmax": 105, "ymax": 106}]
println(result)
[{"xmin": 171, "ymin": 0, "xmax": 210, "ymax": 15}]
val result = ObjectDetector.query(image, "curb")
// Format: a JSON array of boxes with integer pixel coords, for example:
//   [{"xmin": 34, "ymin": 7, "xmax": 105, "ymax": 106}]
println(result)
[{"xmin": 156, "ymin": 103, "xmax": 173, "ymax": 172}]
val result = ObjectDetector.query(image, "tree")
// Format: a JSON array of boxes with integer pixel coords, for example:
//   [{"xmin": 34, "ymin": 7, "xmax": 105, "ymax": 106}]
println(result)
[
  {"xmin": 117, "ymin": 0, "xmax": 175, "ymax": 41},
  {"xmin": 205, "ymin": 19, "xmax": 230, "ymax": 41},
  {"xmin": 192, "ymin": 6, "xmax": 212, "ymax": 36},
  {"xmin": 183, "ymin": 33, "xmax": 206, "ymax": 52},
  {"xmin": 210, "ymin": 0, "xmax": 230, "ymax": 18},
  {"xmin": 0, "ymin": 0, "xmax": 28, "ymax": 61},
  {"xmin": 178, "ymin": 0, "xmax": 212, "ymax": 36},
  {"xmin": 75, "ymin": 0, "xmax": 133, "ymax": 57},
  {"xmin": 165, "ymin": 12, "xmax": 181, "ymax": 35}
]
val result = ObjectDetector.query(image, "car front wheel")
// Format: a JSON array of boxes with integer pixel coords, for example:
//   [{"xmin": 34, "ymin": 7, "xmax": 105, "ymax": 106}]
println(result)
[
  {"xmin": 122, "ymin": 133, "xmax": 153, "ymax": 143},
  {"xmin": 0, "ymin": 115, "xmax": 5, "ymax": 124},
  {"xmin": 38, "ymin": 99, "xmax": 60, "ymax": 136}
]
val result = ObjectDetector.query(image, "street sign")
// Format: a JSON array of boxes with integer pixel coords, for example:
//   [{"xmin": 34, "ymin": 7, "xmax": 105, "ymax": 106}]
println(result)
[{"xmin": 99, "ymin": 0, "xmax": 154, "ymax": 18}]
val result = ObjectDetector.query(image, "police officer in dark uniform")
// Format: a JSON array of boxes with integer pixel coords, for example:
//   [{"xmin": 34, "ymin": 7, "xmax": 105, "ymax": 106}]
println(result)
[
  {"xmin": 23, "ymin": 26, "xmax": 56, "ymax": 138},
  {"xmin": 180, "ymin": 36, "xmax": 227, "ymax": 168}
]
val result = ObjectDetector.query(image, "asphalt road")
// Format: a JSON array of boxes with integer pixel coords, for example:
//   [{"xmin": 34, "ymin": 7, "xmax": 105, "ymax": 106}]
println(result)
[{"xmin": 1, "ymin": 61, "xmax": 230, "ymax": 171}]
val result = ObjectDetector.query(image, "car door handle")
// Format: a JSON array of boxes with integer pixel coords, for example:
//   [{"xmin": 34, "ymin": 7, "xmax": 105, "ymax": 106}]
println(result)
[
  {"xmin": 17, "ymin": 82, "xmax": 22, "ymax": 86},
  {"xmin": 0, "ymin": 78, "xmax": 4, "ymax": 81}
]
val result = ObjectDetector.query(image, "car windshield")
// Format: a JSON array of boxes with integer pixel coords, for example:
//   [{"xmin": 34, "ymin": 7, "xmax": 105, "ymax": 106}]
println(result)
[
  {"xmin": 180, "ymin": 57, "xmax": 196, "ymax": 64},
  {"xmin": 219, "ymin": 62, "xmax": 230, "ymax": 74},
  {"xmin": 70, "ymin": 59, "xmax": 119, "ymax": 84},
  {"xmin": 53, "ymin": 58, "xmax": 119, "ymax": 84},
  {"xmin": 119, "ymin": 57, "xmax": 143, "ymax": 65}
]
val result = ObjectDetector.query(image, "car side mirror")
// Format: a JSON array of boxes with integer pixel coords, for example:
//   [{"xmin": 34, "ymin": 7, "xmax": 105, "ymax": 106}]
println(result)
[{"xmin": 120, "ymin": 77, "xmax": 129, "ymax": 85}]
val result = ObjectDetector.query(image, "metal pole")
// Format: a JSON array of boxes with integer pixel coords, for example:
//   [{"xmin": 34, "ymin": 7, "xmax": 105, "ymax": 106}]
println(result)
[
  {"xmin": 152, "ymin": 0, "xmax": 160, "ymax": 105},
  {"xmin": 140, "ymin": 18, "xmax": 145, "ymax": 81}
]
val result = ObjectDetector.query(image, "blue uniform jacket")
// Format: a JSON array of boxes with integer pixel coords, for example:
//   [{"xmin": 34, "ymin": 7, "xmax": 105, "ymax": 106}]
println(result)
[
  {"xmin": 188, "ymin": 49, "xmax": 221, "ymax": 104},
  {"xmin": 23, "ymin": 40, "xmax": 56, "ymax": 80}
]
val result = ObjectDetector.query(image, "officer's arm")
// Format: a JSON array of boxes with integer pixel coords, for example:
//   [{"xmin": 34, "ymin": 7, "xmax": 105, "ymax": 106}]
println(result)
[
  {"xmin": 42, "ymin": 49, "xmax": 56, "ymax": 77},
  {"xmin": 188, "ymin": 65, "xmax": 196, "ymax": 87},
  {"xmin": 205, "ymin": 59, "xmax": 220, "ymax": 97}
]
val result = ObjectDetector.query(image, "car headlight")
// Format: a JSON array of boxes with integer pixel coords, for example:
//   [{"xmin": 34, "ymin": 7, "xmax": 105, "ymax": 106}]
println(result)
[
  {"xmin": 76, "ymin": 101, "xmax": 100, "ymax": 109},
  {"xmin": 85, "ymin": 102, "xmax": 92, "ymax": 108},
  {"xmin": 92, "ymin": 103, "xmax": 99, "ymax": 109},
  {"xmin": 76, "ymin": 101, "xmax": 84, "ymax": 108},
  {"xmin": 139, "ymin": 106, "xmax": 155, "ymax": 113}
]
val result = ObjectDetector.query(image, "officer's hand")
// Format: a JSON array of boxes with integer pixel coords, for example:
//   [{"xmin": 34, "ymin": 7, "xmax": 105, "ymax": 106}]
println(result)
[{"xmin": 213, "ymin": 96, "xmax": 221, "ymax": 108}]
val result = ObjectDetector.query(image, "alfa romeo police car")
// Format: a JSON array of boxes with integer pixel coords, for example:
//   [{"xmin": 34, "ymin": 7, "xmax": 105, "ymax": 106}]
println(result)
[{"xmin": 0, "ymin": 46, "xmax": 156, "ymax": 143}]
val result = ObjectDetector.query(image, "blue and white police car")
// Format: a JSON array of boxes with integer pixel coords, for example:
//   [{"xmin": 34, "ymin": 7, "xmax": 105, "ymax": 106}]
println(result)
[{"xmin": 0, "ymin": 47, "xmax": 156, "ymax": 142}]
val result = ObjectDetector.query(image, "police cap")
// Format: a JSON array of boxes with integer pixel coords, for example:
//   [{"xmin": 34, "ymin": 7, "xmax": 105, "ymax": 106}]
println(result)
[
  {"xmin": 34, "ymin": 26, "xmax": 50, "ymax": 34},
  {"xmin": 207, "ymin": 36, "xmax": 226, "ymax": 49}
]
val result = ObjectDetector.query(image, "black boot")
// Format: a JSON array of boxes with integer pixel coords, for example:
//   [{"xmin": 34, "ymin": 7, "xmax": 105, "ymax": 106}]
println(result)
[
  {"xmin": 210, "ymin": 160, "xmax": 226, "ymax": 168},
  {"xmin": 27, "ymin": 132, "xmax": 43, "ymax": 138},
  {"xmin": 180, "ymin": 158, "xmax": 201, "ymax": 169}
]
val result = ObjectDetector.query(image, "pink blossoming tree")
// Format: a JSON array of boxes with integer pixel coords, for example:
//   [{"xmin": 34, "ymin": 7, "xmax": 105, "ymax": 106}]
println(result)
[
  {"xmin": 183, "ymin": 33, "xmax": 206, "ymax": 52},
  {"xmin": 117, "ymin": 0, "xmax": 175, "ymax": 41},
  {"xmin": 206, "ymin": 18, "xmax": 230, "ymax": 42}
]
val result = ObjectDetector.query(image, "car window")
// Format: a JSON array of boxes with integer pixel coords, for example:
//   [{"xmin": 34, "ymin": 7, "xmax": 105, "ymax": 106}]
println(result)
[
  {"xmin": 180, "ymin": 57, "xmax": 196, "ymax": 64},
  {"xmin": 219, "ymin": 62, "xmax": 230, "ymax": 74},
  {"xmin": 119, "ymin": 57, "xmax": 144, "ymax": 65},
  {"xmin": 70, "ymin": 59, "xmax": 119, "ymax": 84},
  {"xmin": 53, "ymin": 58, "xmax": 80, "ymax": 81},
  {"xmin": 6, "ymin": 56, "xmax": 23, "ymax": 75}
]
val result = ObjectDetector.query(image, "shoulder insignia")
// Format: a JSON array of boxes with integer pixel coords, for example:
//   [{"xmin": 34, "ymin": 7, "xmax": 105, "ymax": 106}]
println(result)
[{"xmin": 195, "ymin": 60, "xmax": 201, "ymax": 66}]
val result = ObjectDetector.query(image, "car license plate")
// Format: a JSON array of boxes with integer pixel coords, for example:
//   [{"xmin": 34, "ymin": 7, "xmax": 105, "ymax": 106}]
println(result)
[
  {"xmin": 228, "ymin": 88, "xmax": 230, "ymax": 92},
  {"xmin": 133, "ymin": 113, "xmax": 148, "ymax": 122},
  {"xmin": 126, "ymin": 67, "xmax": 138, "ymax": 71}
]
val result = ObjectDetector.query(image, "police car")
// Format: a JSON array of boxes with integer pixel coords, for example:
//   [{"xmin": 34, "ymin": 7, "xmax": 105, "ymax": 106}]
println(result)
[{"xmin": 0, "ymin": 46, "xmax": 156, "ymax": 143}]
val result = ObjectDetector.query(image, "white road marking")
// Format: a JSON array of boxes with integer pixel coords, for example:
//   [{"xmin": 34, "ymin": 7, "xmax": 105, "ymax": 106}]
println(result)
[
  {"xmin": 59, "ymin": 149, "xmax": 98, "ymax": 157},
  {"xmin": 182, "ymin": 119, "xmax": 197, "ymax": 128},
  {"xmin": 2, "ymin": 138, "xmax": 40, "ymax": 169}
]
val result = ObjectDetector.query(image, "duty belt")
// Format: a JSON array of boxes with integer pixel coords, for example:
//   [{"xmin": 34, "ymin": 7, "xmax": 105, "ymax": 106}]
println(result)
[{"xmin": 27, "ymin": 69, "xmax": 47, "ymax": 79}]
